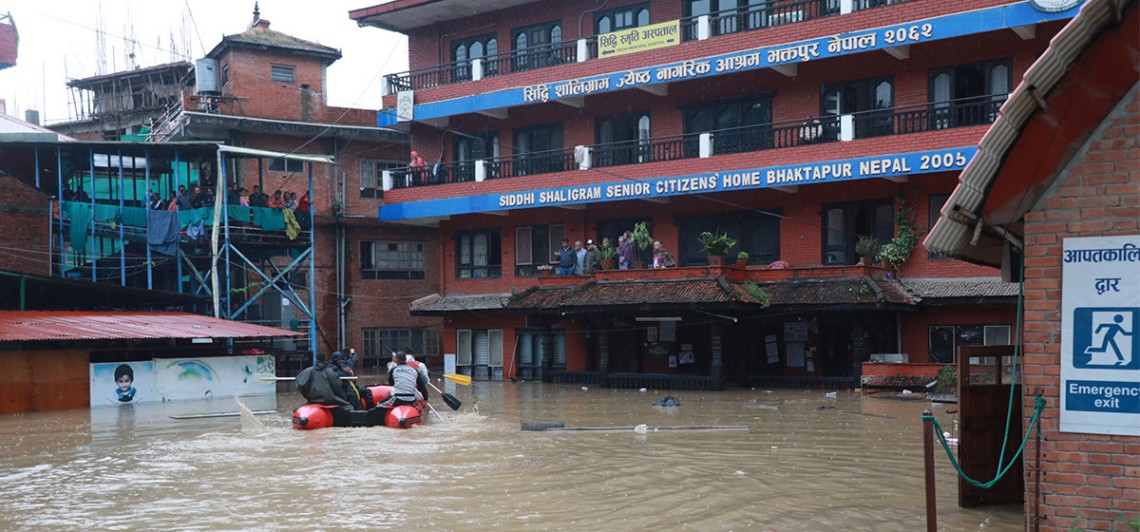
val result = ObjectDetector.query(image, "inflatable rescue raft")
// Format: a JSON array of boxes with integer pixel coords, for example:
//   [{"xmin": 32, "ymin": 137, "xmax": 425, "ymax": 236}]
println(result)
[{"xmin": 292, "ymin": 385, "xmax": 425, "ymax": 430}]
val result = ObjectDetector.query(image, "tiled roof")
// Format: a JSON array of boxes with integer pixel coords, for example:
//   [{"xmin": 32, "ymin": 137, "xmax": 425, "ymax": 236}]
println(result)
[
  {"xmin": 505, "ymin": 277, "xmax": 915, "ymax": 311},
  {"xmin": 208, "ymin": 21, "xmax": 341, "ymax": 62},
  {"xmin": 409, "ymin": 293, "xmax": 512, "ymax": 314},
  {"xmin": 900, "ymin": 278, "xmax": 1019, "ymax": 300},
  {"xmin": 740, "ymin": 278, "xmax": 916, "ymax": 307}
]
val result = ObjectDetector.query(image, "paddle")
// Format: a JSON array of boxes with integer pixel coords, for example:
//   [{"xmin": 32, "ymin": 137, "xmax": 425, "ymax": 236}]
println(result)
[
  {"xmin": 442, "ymin": 373, "xmax": 472, "ymax": 386},
  {"xmin": 427, "ymin": 381, "xmax": 462, "ymax": 410},
  {"xmin": 423, "ymin": 399, "xmax": 445, "ymax": 422},
  {"xmin": 258, "ymin": 376, "xmax": 356, "ymax": 381}
]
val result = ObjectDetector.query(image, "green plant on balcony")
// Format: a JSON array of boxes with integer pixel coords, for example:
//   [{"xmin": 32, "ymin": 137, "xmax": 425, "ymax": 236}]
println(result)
[
  {"xmin": 698, "ymin": 231, "xmax": 737, "ymax": 265},
  {"xmin": 631, "ymin": 222, "xmax": 653, "ymax": 252},
  {"xmin": 745, "ymin": 281, "xmax": 772, "ymax": 308},
  {"xmin": 736, "ymin": 250, "xmax": 750, "ymax": 266},
  {"xmin": 854, "ymin": 235, "xmax": 881, "ymax": 265},
  {"xmin": 877, "ymin": 195, "xmax": 922, "ymax": 268},
  {"xmin": 934, "ymin": 365, "xmax": 957, "ymax": 393},
  {"xmin": 600, "ymin": 245, "xmax": 617, "ymax": 260}
]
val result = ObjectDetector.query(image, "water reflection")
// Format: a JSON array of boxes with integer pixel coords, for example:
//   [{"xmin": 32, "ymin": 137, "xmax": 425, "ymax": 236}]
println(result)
[{"xmin": 0, "ymin": 383, "xmax": 1020, "ymax": 530}]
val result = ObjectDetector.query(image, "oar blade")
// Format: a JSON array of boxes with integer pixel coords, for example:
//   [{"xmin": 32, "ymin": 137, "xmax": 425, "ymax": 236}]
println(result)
[
  {"xmin": 444, "ymin": 373, "xmax": 472, "ymax": 386},
  {"xmin": 441, "ymin": 392, "xmax": 462, "ymax": 411}
]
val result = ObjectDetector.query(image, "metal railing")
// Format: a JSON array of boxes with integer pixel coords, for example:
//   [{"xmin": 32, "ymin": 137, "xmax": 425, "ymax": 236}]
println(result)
[
  {"xmin": 384, "ymin": 95, "xmax": 1002, "ymax": 190},
  {"xmin": 383, "ymin": 0, "xmax": 916, "ymax": 93}
]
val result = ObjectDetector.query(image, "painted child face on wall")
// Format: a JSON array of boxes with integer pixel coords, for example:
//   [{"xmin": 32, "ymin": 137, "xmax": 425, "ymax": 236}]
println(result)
[{"xmin": 116, "ymin": 374, "xmax": 134, "ymax": 392}]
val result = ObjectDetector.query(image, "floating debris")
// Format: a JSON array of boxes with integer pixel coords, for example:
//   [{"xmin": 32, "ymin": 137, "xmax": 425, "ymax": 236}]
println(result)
[{"xmin": 653, "ymin": 395, "xmax": 681, "ymax": 407}]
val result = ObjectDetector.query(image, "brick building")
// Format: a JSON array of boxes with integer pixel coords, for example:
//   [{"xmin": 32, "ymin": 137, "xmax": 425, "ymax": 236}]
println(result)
[
  {"xmin": 5, "ymin": 9, "xmax": 433, "ymax": 371},
  {"xmin": 928, "ymin": 0, "xmax": 1138, "ymax": 528},
  {"xmin": 348, "ymin": 0, "xmax": 1084, "ymax": 387}
]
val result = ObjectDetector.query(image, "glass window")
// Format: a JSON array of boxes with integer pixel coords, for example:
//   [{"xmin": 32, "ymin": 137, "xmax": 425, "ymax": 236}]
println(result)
[
  {"xmin": 684, "ymin": 95, "xmax": 772, "ymax": 155},
  {"xmin": 822, "ymin": 76, "xmax": 894, "ymax": 138},
  {"xmin": 821, "ymin": 200, "xmax": 893, "ymax": 265},
  {"xmin": 596, "ymin": 3, "xmax": 650, "ymax": 34},
  {"xmin": 456, "ymin": 229, "xmax": 501, "ymax": 279},
  {"xmin": 360, "ymin": 240, "xmax": 426, "ymax": 280},
  {"xmin": 451, "ymin": 33, "xmax": 498, "ymax": 81},
  {"xmin": 268, "ymin": 157, "xmax": 304, "ymax": 173},
  {"xmin": 927, "ymin": 58, "xmax": 1012, "ymax": 129},
  {"xmin": 677, "ymin": 211, "xmax": 780, "ymax": 266},
  {"xmin": 359, "ymin": 158, "xmax": 402, "ymax": 198},
  {"xmin": 512, "ymin": 123, "xmax": 564, "ymax": 176},
  {"xmin": 928, "ymin": 324, "xmax": 1011, "ymax": 363},
  {"xmin": 512, "ymin": 21, "xmax": 562, "ymax": 72},
  {"xmin": 515, "ymin": 224, "xmax": 563, "ymax": 276},
  {"xmin": 594, "ymin": 111, "xmax": 650, "ymax": 167}
]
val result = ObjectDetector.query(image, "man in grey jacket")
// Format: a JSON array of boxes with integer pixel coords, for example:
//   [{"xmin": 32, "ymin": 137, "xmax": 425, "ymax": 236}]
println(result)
[{"xmin": 295, "ymin": 352, "xmax": 350, "ymax": 407}]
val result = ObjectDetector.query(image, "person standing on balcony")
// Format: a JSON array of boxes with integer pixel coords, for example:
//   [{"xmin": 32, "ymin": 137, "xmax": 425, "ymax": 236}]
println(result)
[
  {"xmin": 652, "ymin": 241, "xmax": 676, "ymax": 269},
  {"xmin": 584, "ymin": 239, "xmax": 600, "ymax": 274},
  {"xmin": 249, "ymin": 185, "xmax": 269, "ymax": 207},
  {"xmin": 574, "ymin": 240, "xmax": 586, "ymax": 275},
  {"xmin": 618, "ymin": 232, "xmax": 635, "ymax": 270},
  {"xmin": 409, "ymin": 150, "xmax": 426, "ymax": 186},
  {"xmin": 148, "ymin": 192, "xmax": 167, "ymax": 210},
  {"xmin": 555, "ymin": 238, "xmax": 575, "ymax": 275},
  {"xmin": 268, "ymin": 190, "xmax": 285, "ymax": 209}
]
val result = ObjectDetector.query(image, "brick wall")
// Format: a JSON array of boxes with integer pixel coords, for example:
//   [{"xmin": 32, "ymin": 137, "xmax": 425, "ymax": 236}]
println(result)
[
  {"xmin": 1020, "ymin": 89, "xmax": 1139, "ymax": 531},
  {"xmin": 0, "ymin": 176, "xmax": 50, "ymax": 275}
]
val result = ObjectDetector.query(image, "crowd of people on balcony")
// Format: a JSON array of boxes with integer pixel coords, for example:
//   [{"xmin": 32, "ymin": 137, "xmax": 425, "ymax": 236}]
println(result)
[{"xmin": 550, "ymin": 234, "xmax": 676, "ymax": 275}]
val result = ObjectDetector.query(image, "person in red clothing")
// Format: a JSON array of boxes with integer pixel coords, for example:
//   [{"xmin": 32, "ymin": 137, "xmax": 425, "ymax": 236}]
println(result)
[
  {"xmin": 297, "ymin": 191, "xmax": 311, "ymax": 212},
  {"xmin": 408, "ymin": 150, "xmax": 426, "ymax": 186}
]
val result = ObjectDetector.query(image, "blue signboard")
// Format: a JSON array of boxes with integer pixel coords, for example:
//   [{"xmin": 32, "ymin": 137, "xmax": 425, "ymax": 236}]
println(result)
[
  {"xmin": 377, "ymin": 1, "xmax": 1083, "ymax": 127},
  {"xmin": 379, "ymin": 146, "xmax": 976, "ymax": 221}
]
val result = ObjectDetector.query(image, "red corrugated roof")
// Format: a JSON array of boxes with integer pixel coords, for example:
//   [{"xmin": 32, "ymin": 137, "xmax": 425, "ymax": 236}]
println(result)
[{"xmin": 0, "ymin": 311, "xmax": 302, "ymax": 342}]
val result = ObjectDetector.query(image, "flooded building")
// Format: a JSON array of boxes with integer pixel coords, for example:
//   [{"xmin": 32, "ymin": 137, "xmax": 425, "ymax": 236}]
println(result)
[{"xmin": 347, "ymin": 0, "xmax": 1083, "ymax": 387}]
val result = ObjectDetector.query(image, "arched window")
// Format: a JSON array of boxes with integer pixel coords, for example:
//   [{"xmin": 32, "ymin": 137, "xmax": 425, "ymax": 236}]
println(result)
[
  {"xmin": 989, "ymin": 64, "xmax": 1009, "ymax": 95},
  {"xmin": 637, "ymin": 8, "xmax": 650, "ymax": 26},
  {"xmin": 598, "ymin": 15, "xmax": 612, "ymax": 34},
  {"xmin": 874, "ymin": 81, "xmax": 893, "ymax": 109},
  {"xmin": 551, "ymin": 26, "xmax": 562, "ymax": 44},
  {"xmin": 455, "ymin": 44, "xmax": 468, "ymax": 63},
  {"xmin": 470, "ymin": 42, "xmax": 483, "ymax": 59}
]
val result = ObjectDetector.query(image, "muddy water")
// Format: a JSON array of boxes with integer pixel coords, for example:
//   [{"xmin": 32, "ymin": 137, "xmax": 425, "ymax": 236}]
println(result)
[{"xmin": 0, "ymin": 382, "xmax": 1022, "ymax": 531}]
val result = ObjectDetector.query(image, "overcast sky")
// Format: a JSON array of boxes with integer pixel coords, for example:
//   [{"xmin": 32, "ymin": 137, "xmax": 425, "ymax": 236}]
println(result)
[{"xmin": 0, "ymin": 0, "xmax": 407, "ymax": 124}]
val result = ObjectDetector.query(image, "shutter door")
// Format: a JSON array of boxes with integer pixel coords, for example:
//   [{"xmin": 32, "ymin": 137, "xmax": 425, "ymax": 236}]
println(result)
[
  {"xmin": 474, "ymin": 331, "xmax": 490, "ymax": 366},
  {"xmin": 519, "ymin": 333, "xmax": 533, "ymax": 364},
  {"xmin": 489, "ymin": 330, "xmax": 503, "ymax": 367},
  {"xmin": 554, "ymin": 332, "xmax": 567, "ymax": 365}
]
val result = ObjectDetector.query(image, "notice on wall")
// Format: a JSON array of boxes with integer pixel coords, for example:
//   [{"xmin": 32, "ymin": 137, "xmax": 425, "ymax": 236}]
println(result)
[
  {"xmin": 786, "ymin": 342, "xmax": 805, "ymax": 368},
  {"xmin": 765, "ymin": 335, "xmax": 779, "ymax": 364},
  {"xmin": 1059, "ymin": 235, "xmax": 1140, "ymax": 436},
  {"xmin": 660, "ymin": 321, "xmax": 676, "ymax": 342},
  {"xmin": 785, "ymin": 322, "xmax": 808, "ymax": 343}
]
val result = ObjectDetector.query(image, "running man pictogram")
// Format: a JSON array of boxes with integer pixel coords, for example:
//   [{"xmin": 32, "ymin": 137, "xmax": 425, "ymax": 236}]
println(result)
[{"xmin": 1084, "ymin": 314, "xmax": 1131, "ymax": 365}]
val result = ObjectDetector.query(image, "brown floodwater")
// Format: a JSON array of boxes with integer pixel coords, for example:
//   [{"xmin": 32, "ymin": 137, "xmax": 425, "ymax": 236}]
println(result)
[{"xmin": 0, "ymin": 381, "xmax": 1023, "ymax": 531}]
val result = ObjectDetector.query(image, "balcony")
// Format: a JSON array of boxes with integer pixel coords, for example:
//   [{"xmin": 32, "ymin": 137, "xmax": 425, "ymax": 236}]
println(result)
[
  {"xmin": 382, "ymin": 0, "xmax": 916, "ymax": 94},
  {"xmin": 383, "ymin": 95, "xmax": 1002, "ymax": 191}
]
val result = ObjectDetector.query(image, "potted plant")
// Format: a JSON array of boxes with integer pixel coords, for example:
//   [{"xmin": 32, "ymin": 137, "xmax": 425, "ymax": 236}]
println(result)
[
  {"xmin": 736, "ymin": 250, "xmax": 750, "ymax": 267},
  {"xmin": 536, "ymin": 264, "xmax": 553, "ymax": 277},
  {"xmin": 599, "ymin": 245, "xmax": 617, "ymax": 270},
  {"xmin": 697, "ymin": 231, "xmax": 737, "ymax": 266},
  {"xmin": 854, "ymin": 235, "xmax": 881, "ymax": 266},
  {"xmin": 630, "ymin": 222, "xmax": 653, "ymax": 268}
]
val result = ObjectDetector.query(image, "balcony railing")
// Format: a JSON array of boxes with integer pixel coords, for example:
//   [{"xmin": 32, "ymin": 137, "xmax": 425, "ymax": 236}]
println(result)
[
  {"xmin": 383, "ymin": 95, "xmax": 1001, "ymax": 191},
  {"xmin": 382, "ymin": 0, "xmax": 919, "ymax": 94}
]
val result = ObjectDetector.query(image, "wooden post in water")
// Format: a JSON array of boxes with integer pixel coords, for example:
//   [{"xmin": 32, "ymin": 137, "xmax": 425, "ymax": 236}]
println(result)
[{"xmin": 922, "ymin": 409, "xmax": 937, "ymax": 532}]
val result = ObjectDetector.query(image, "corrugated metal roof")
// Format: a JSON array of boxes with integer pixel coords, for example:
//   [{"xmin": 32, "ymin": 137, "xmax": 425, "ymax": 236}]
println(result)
[{"xmin": 0, "ymin": 311, "xmax": 302, "ymax": 342}]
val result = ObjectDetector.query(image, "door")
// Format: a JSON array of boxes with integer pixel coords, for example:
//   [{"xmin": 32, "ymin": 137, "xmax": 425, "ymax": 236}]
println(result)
[{"xmin": 956, "ymin": 345, "xmax": 1024, "ymax": 508}]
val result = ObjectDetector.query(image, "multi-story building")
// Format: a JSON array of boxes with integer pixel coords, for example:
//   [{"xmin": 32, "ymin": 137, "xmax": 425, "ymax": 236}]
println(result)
[
  {"xmin": 350, "ymin": 0, "xmax": 1085, "ymax": 388},
  {"xmin": 18, "ymin": 10, "xmax": 435, "ymax": 372},
  {"xmin": 55, "ymin": 61, "xmax": 194, "ymax": 141}
]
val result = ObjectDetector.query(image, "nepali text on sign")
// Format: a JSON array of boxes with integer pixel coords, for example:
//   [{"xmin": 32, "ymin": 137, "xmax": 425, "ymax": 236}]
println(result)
[{"xmin": 598, "ymin": 20, "xmax": 680, "ymax": 58}]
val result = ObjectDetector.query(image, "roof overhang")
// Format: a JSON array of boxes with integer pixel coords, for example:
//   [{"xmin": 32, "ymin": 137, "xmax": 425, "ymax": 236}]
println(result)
[
  {"xmin": 177, "ymin": 111, "xmax": 407, "ymax": 145},
  {"xmin": 925, "ymin": 0, "xmax": 1138, "ymax": 267},
  {"xmin": 350, "ymin": 0, "xmax": 538, "ymax": 33},
  {"xmin": 0, "ymin": 311, "xmax": 302, "ymax": 342}
]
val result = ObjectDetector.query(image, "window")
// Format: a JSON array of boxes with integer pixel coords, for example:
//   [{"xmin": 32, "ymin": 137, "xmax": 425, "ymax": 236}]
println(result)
[
  {"xmin": 268, "ymin": 157, "xmax": 304, "ymax": 173},
  {"xmin": 222, "ymin": 64, "xmax": 230, "ymax": 86},
  {"xmin": 451, "ymin": 33, "xmax": 499, "ymax": 81},
  {"xmin": 683, "ymin": 95, "xmax": 772, "ymax": 156},
  {"xmin": 360, "ymin": 240, "xmax": 426, "ymax": 280},
  {"xmin": 363, "ymin": 328, "xmax": 442, "ymax": 370},
  {"xmin": 928, "ymin": 194, "xmax": 951, "ymax": 259},
  {"xmin": 822, "ymin": 200, "xmax": 893, "ymax": 265},
  {"xmin": 270, "ymin": 64, "xmax": 296, "ymax": 83},
  {"xmin": 596, "ymin": 3, "xmax": 650, "ymax": 34},
  {"xmin": 677, "ymin": 211, "xmax": 780, "ymax": 266},
  {"xmin": 595, "ymin": 111, "xmax": 651, "ymax": 167},
  {"xmin": 513, "ymin": 123, "xmax": 564, "ymax": 176},
  {"xmin": 456, "ymin": 229, "xmax": 501, "ymax": 279},
  {"xmin": 596, "ymin": 218, "xmax": 654, "ymax": 264},
  {"xmin": 512, "ymin": 21, "xmax": 563, "ymax": 72},
  {"xmin": 822, "ymin": 76, "xmax": 894, "ymax": 139},
  {"xmin": 359, "ymin": 159, "xmax": 403, "ymax": 198},
  {"xmin": 453, "ymin": 131, "xmax": 499, "ymax": 182},
  {"xmin": 516, "ymin": 224, "xmax": 565, "ymax": 276},
  {"xmin": 684, "ymin": 0, "xmax": 787, "ymax": 37},
  {"xmin": 928, "ymin": 324, "xmax": 1010, "ymax": 363},
  {"xmin": 456, "ymin": 329, "xmax": 504, "ymax": 380},
  {"xmin": 929, "ymin": 58, "xmax": 1011, "ymax": 129},
  {"xmin": 514, "ymin": 329, "xmax": 567, "ymax": 379}
]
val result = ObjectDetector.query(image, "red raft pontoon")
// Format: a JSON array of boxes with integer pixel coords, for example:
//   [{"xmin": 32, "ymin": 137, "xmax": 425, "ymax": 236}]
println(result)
[{"xmin": 292, "ymin": 385, "xmax": 426, "ymax": 430}]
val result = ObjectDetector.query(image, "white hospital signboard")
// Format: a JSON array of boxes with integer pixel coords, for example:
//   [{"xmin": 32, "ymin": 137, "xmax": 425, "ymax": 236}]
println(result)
[{"xmin": 1060, "ymin": 235, "xmax": 1140, "ymax": 436}]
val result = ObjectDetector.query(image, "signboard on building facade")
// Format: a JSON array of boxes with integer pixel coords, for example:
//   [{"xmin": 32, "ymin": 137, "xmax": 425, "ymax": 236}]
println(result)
[
  {"xmin": 1060, "ymin": 235, "xmax": 1140, "ymax": 436},
  {"xmin": 598, "ymin": 20, "xmax": 680, "ymax": 58},
  {"xmin": 380, "ymin": 146, "xmax": 975, "ymax": 221}
]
